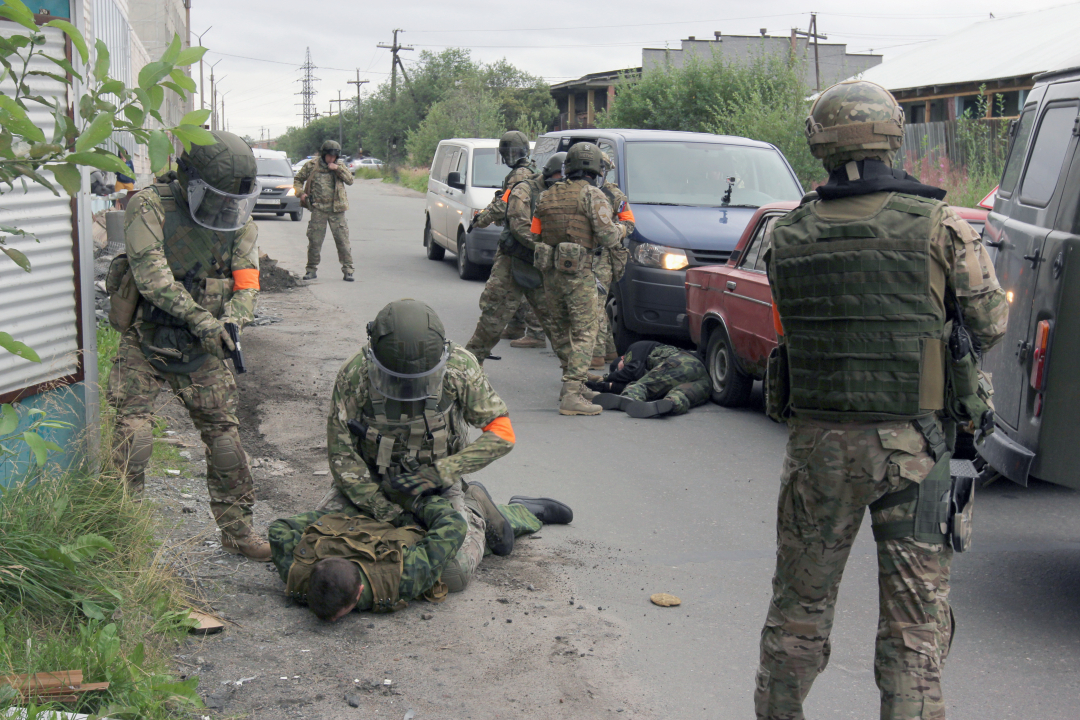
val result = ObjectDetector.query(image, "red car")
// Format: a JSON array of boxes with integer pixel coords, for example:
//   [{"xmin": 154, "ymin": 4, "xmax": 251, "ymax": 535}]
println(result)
[{"xmin": 685, "ymin": 202, "xmax": 989, "ymax": 408}]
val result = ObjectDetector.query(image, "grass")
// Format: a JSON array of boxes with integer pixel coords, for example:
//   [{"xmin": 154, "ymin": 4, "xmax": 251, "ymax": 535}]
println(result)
[
  {"xmin": 903, "ymin": 155, "xmax": 1001, "ymax": 210},
  {"xmin": 0, "ymin": 324, "xmax": 207, "ymax": 717},
  {"xmin": 352, "ymin": 165, "xmax": 430, "ymax": 194}
]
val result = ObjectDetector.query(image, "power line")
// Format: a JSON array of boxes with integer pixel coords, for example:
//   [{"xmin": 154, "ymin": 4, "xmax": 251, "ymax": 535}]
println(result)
[
  {"xmin": 204, "ymin": 49, "xmax": 390, "ymax": 75},
  {"xmin": 296, "ymin": 48, "xmax": 319, "ymax": 127}
]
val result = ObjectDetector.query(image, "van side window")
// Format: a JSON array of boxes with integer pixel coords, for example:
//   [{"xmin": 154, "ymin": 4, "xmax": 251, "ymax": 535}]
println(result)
[
  {"xmin": 999, "ymin": 108, "xmax": 1035, "ymax": 196},
  {"xmin": 431, "ymin": 146, "xmax": 450, "ymax": 184},
  {"xmin": 1019, "ymin": 104, "xmax": 1078, "ymax": 207}
]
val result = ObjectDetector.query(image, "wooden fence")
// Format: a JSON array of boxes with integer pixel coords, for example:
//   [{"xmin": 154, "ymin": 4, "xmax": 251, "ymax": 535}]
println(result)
[{"xmin": 899, "ymin": 118, "xmax": 1010, "ymax": 169}]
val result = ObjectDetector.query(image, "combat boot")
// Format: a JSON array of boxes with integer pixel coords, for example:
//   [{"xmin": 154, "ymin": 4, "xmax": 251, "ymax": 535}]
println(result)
[
  {"xmin": 221, "ymin": 531, "xmax": 272, "ymax": 562},
  {"xmin": 559, "ymin": 382, "xmax": 602, "ymax": 416},
  {"xmin": 510, "ymin": 335, "xmax": 545, "ymax": 348},
  {"xmin": 595, "ymin": 393, "xmax": 627, "ymax": 411},
  {"xmin": 303, "ymin": 270, "xmax": 317, "ymax": 280},
  {"xmin": 581, "ymin": 385, "xmax": 600, "ymax": 401},
  {"xmin": 624, "ymin": 398, "xmax": 675, "ymax": 419},
  {"xmin": 604, "ymin": 352, "xmax": 619, "ymax": 362},
  {"xmin": 465, "ymin": 482, "xmax": 514, "ymax": 556},
  {"xmin": 591, "ymin": 356, "xmax": 606, "ymax": 368},
  {"xmin": 501, "ymin": 324, "xmax": 526, "ymax": 340},
  {"xmin": 508, "ymin": 496, "xmax": 573, "ymax": 524},
  {"xmin": 127, "ymin": 471, "xmax": 146, "ymax": 495},
  {"xmin": 343, "ymin": 271, "xmax": 354, "ymax": 282}
]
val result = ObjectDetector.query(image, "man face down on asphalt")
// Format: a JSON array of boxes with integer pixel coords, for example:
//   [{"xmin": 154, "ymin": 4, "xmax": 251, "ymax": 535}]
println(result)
[
  {"xmin": 754, "ymin": 79, "xmax": 1008, "ymax": 720},
  {"xmin": 587, "ymin": 341, "xmax": 710, "ymax": 418}
]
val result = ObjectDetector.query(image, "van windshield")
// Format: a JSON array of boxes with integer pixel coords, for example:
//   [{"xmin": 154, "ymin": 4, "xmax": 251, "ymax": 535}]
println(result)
[
  {"xmin": 472, "ymin": 148, "xmax": 507, "ymax": 189},
  {"xmin": 624, "ymin": 141, "xmax": 802, "ymax": 207},
  {"xmin": 256, "ymin": 158, "xmax": 293, "ymax": 177}
]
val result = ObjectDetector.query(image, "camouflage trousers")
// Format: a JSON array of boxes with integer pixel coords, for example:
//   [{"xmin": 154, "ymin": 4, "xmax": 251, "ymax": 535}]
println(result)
[
  {"xmin": 544, "ymin": 264, "xmax": 601, "ymax": 384},
  {"xmin": 504, "ymin": 301, "xmax": 545, "ymax": 340},
  {"xmin": 622, "ymin": 352, "xmax": 710, "ymax": 415},
  {"xmin": 465, "ymin": 251, "xmax": 561, "ymax": 363},
  {"xmin": 306, "ymin": 209, "xmax": 353, "ymax": 273},
  {"xmin": 593, "ymin": 251, "xmax": 617, "ymax": 359},
  {"xmin": 107, "ymin": 334, "xmax": 255, "ymax": 537},
  {"xmin": 756, "ymin": 418, "xmax": 953, "ymax": 720}
]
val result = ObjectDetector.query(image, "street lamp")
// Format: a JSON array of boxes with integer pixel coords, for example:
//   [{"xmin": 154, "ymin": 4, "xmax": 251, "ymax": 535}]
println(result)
[
  {"xmin": 192, "ymin": 25, "xmax": 212, "ymax": 112},
  {"xmin": 209, "ymin": 61, "xmax": 223, "ymax": 130}
]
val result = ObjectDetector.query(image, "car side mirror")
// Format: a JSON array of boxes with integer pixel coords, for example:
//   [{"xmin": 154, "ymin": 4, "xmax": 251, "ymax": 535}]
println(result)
[{"xmin": 447, "ymin": 171, "xmax": 466, "ymax": 191}]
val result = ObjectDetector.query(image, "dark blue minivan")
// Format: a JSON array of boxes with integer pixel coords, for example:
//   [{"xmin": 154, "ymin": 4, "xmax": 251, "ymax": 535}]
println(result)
[{"xmin": 532, "ymin": 129, "xmax": 804, "ymax": 351}]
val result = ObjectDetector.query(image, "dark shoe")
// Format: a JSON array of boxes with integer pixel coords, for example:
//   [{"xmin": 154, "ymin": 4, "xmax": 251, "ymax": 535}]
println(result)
[
  {"xmin": 343, "ymin": 271, "xmax": 354, "ymax": 281},
  {"xmin": 595, "ymin": 393, "xmax": 627, "ymax": 411},
  {"xmin": 465, "ymin": 481, "xmax": 514, "ymax": 556},
  {"xmin": 624, "ymin": 398, "xmax": 675, "ymax": 419},
  {"xmin": 509, "ymin": 496, "xmax": 573, "ymax": 524},
  {"xmin": 303, "ymin": 270, "xmax": 317, "ymax": 280}
]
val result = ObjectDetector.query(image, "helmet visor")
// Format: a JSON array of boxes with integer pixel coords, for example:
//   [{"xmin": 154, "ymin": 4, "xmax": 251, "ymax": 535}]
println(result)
[
  {"xmin": 364, "ymin": 342, "xmax": 451, "ymax": 401},
  {"xmin": 186, "ymin": 178, "xmax": 260, "ymax": 231}
]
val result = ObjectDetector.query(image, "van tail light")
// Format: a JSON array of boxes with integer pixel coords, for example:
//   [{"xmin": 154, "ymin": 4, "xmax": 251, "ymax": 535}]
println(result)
[{"xmin": 1030, "ymin": 319, "xmax": 1052, "ymax": 392}]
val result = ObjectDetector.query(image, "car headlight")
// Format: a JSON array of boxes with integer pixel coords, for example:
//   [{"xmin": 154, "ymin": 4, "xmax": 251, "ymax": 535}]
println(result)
[
  {"xmin": 277, "ymin": 184, "xmax": 296, "ymax": 196},
  {"xmin": 632, "ymin": 242, "xmax": 688, "ymax": 271}
]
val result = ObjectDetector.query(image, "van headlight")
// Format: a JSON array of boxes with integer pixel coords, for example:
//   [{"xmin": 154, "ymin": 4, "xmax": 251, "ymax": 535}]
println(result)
[{"xmin": 632, "ymin": 241, "xmax": 688, "ymax": 271}]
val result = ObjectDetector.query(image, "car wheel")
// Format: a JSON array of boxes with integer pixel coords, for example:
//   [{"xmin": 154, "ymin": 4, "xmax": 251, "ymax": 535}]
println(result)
[
  {"xmin": 425, "ymin": 218, "xmax": 445, "ymax": 260},
  {"xmin": 607, "ymin": 293, "xmax": 641, "ymax": 355},
  {"xmin": 457, "ymin": 230, "xmax": 483, "ymax": 280},
  {"xmin": 706, "ymin": 328, "xmax": 753, "ymax": 407},
  {"xmin": 290, "ymin": 209, "xmax": 303, "ymax": 222}
]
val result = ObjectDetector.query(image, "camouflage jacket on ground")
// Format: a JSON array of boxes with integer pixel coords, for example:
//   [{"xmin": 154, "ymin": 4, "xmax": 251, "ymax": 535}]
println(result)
[
  {"xmin": 268, "ymin": 495, "xmax": 466, "ymax": 611},
  {"xmin": 294, "ymin": 157, "xmax": 354, "ymax": 212},
  {"xmin": 123, "ymin": 184, "xmax": 260, "ymax": 339},
  {"xmin": 473, "ymin": 160, "xmax": 537, "ymax": 229},
  {"xmin": 327, "ymin": 343, "xmax": 513, "ymax": 525}
]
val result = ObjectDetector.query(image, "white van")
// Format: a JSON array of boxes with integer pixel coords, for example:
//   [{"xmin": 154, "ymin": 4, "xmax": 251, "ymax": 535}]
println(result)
[{"xmin": 423, "ymin": 138, "xmax": 523, "ymax": 280}]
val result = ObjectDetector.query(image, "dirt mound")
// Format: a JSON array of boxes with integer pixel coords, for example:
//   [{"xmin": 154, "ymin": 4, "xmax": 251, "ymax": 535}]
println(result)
[{"xmin": 259, "ymin": 253, "xmax": 299, "ymax": 292}]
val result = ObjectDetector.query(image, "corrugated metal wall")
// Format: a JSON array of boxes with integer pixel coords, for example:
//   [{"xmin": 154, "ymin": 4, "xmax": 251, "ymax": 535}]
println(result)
[{"xmin": 0, "ymin": 24, "xmax": 79, "ymax": 399}]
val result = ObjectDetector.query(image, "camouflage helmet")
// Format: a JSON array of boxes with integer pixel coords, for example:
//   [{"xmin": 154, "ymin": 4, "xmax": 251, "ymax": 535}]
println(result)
[
  {"xmin": 600, "ymin": 150, "xmax": 616, "ymax": 174},
  {"xmin": 365, "ymin": 299, "xmax": 450, "ymax": 401},
  {"xmin": 498, "ymin": 130, "xmax": 530, "ymax": 166},
  {"xmin": 806, "ymin": 80, "xmax": 905, "ymax": 170},
  {"xmin": 564, "ymin": 142, "xmax": 603, "ymax": 177},
  {"xmin": 321, "ymin": 139, "xmax": 342, "ymax": 157},
  {"xmin": 176, "ymin": 130, "xmax": 257, "ymax": 196},
  {"xmin": 543, "ymin": 152, "xmax": 566, "ymax": 179}
]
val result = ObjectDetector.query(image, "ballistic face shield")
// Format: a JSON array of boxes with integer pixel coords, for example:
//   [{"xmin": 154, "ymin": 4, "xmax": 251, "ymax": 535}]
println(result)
[
  {"xmin": 176, "ymin": 130, "xmax": 259, "ymax": 231},
  {"xmin": 185, "ymin": 178, "xmax": 259, "ymax": 231},
  {"xmin": 365, "ymin": 299, "xmax": 450, "ymax": 401}
]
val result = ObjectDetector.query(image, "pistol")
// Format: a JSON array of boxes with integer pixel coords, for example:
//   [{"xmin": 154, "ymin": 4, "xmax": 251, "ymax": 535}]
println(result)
[{"xmin": 223, "ymin": 322, "xmax": 246, "ymax": 374}]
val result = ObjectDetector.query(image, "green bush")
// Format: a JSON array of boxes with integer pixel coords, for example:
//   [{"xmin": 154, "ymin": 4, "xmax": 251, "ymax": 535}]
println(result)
[{"xmin": 600, "ymin": 50, "xmax": 826, "ymax": 187}]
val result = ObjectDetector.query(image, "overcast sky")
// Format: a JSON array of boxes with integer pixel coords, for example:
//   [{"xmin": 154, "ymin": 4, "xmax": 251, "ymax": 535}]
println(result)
[{"xmin": 189, "ymin": 0, "xmax": 1074, "ymax": 140}]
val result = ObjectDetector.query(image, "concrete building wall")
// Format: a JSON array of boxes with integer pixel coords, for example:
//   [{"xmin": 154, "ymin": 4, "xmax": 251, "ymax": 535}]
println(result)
[
  {"xmin": 127, "ymin": 0, "xmax": 191, "ymax": 128},
  {"xmin": 643, "ymin": 36, "xmax": 881, "ymax": 91}
]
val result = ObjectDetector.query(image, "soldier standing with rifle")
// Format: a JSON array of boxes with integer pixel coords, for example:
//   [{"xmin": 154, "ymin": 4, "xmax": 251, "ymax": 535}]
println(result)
[
  {"xmin": 106, "ymin": 131, "xmax": 270, "ymax": 561},
  {"xmin": 755, "ymin": 80, "xmax": 1007, "ymax": 720}
]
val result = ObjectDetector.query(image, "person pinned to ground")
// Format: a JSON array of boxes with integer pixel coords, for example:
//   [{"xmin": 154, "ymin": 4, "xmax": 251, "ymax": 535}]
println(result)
[{"xmin": 586, "ymin": 341, "xmax": 710, "ymax": 418}]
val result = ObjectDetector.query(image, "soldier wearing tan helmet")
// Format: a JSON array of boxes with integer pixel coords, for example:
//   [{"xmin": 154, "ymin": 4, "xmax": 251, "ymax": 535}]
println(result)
[{"xmin": 754, "ymin": 80, "xmax": 1007, "ymax": 719}]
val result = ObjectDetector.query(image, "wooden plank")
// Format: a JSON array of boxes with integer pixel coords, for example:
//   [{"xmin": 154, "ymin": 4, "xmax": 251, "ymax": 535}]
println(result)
[{"xmin": 0, "ymin": 670, "xmax": 82, "ymax": 690}]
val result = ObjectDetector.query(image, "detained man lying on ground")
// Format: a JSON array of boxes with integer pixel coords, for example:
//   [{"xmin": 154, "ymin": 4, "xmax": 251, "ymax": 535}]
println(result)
[
  {"xmin": 586, "ymin": 340, "xmax": 711, "ymax": 419},
  {"xmin": 269, "ymin": 475, "xmax": 573, "ymax": 620}
]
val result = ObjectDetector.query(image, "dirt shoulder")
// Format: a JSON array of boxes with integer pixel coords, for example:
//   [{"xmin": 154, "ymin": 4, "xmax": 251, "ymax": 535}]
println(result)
[{"xmin": 147, "ymin": 270, "xmax": 657, "ymax": 719}]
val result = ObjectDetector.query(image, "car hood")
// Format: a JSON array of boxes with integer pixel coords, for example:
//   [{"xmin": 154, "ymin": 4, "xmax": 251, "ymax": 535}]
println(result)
[
  {"xmin": 258, "ymin": 174, "xmax": 292, "ymax": 186},
  {"xmin": 630, "ymin": 203, "xmax": 758, "ymax": 251}
]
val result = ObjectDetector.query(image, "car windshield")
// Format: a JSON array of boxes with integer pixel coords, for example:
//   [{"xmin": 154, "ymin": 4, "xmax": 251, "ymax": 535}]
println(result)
[
  {"xmin": 257, "ymin": 158, "xmax": 293, "ymax": 177},
  {"xmin": 624, "ymin": 141, "xmax": 801, "ymax": 207},
  {"xmin": 472, "ymin": 148, "xmax": 507, "ymax": 189}
]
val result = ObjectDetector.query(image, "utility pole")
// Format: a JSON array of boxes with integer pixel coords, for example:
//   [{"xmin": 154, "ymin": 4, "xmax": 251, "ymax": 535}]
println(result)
[
  {"xmin": 330, "ymin": 91, "xmax": 347, "ymax": 148},
  {"xmin": 192, "ymin": 25, "xmax": 211, "ymax": 111},
  {"xmin": 209, "ymin": 61, "xmax": 222, "ymax": 130},
  {"xmin": 297, "ymin": 48, "xmax": 320, "ymax": 127},
  {"xmin": 377, "ymin": 29, "xmax": 414, "ymax": 164},
  {"xmin": 793, "ymin": 13, "xmax": 827, "ymax": 91},
  {"xmin": 220, "ymin": 90, "xmax": 230, "ymax": 134},
  {"xmin": 347, "ymin": 69, "xmax": 368, "ymax": 155}
]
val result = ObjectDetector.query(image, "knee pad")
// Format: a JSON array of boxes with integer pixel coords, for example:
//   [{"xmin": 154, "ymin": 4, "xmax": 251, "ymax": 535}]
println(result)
[
  {"xmin": 128, "ymin": 427, "xmax": 154, "ymax": 467},
  {"xmin": 209, "ymin": 434, "xmax": 246, "ymax": 475},
  {"xmin": 114, "ymin": 422, "xmax": 153, "ymax": 475},
  {"xmin": 441, "ymin": 557, "xmax": 470, "ymax": 593}
]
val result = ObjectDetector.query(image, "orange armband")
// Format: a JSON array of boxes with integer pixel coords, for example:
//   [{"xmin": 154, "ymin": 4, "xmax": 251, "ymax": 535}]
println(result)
[
  {"xmin": 530, "ymin": 217, "xmax": 542, "ymax": 234},
  {"xmin": 232, "ymin": 268, "xmax": 260, "ymax": 291},
  {"xmin": 502, "ymin": 188, "xmax": 512, "ymax": 203},
  {"xmin": 483, "ymin": 416, "xmax": 516, "ymax": 444},
  {"xmin": 618, "ymin": 204, "xmax": 635, "ymax": 223}
]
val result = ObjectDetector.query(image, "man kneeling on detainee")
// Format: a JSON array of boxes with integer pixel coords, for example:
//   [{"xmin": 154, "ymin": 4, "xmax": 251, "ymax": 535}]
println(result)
[
  {"xmin": 269, "ymin": 478, "xmax": 571, "ymax": 620},
  {"xmin": 587, "ymin": 340, "xmax": 710, "ymax": 418}
]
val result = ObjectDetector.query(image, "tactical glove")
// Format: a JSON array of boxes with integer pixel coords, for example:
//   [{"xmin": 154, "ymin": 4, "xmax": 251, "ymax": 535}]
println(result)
[{"xmin": 380, "ymin": 466, "xmax": 448, "ymax": 511}]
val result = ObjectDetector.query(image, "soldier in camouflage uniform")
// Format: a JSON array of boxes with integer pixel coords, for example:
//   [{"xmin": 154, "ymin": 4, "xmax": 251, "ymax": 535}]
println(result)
[
  {"xmin": 589, "ymin": 341, "xmax": 709, "ymax": 418},
  {"xmin": 107, "ymin": 131, "xmax": 270, "ymax": 561},
  {"xmin": 324, "ymin": 298, "xmax": 530, "ymax": 586},
  {"xmin": 464, "ymin": 134, "xmax": 562, "ymax": 364},
  {"xmin": 591, "ymin": 150, "xmax": 634, "ymax": 367},
  {"xmin": 267, "ymin": 483, "xmax": 571, "ymax": 618},
  {"xmin": 532, "ymin": 142, "xmax": 627, "ymax": 416},
  {"xmin": 755, "ymin": 80, "xmax": 1008, "ymax": 720},
  {"xmin": 294, "ymin": 139, "xmax": 354, "ymax": 281}
]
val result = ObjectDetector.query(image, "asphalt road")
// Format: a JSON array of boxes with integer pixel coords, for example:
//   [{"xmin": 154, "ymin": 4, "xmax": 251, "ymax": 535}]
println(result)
[{"xmin": 253, "ymin": 179, "xmax": 1080, "ymax": 719}]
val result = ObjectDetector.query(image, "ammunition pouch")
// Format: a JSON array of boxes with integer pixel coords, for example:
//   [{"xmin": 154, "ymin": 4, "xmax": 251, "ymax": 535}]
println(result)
[
  {"xmin": 499, "ymin": 230, "xmax": 535, "ymax": 265},
  {"xmin": 554, "ymin": 242, "xmax": 587, "ymax": 274},
  {"xmin": 105, "ymin": 254, "xmax": 140, "ymax": 333},
  {"xmin": 140, "ymin": 324, "xmax": 210, "ymax": 374},
  {"xmin": 533, "ymin": 243, "xmax": 554, "ymax": 271},
  {"xmin": 197, "ymin": 277, "xmax": 234, "ymax": 319},
  {"xmin": 869, "ymin": 416, "xmax": 973, "ymax": 551},
  {"xmin": 510, "ymin": 257, "xmax": 543, "ymax": 289},
  {"xmin": 765, "ymin": 344, "xmax": 791, "ymax": 423}
]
